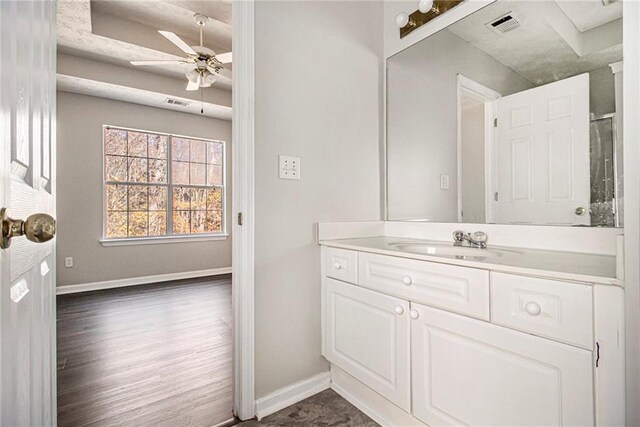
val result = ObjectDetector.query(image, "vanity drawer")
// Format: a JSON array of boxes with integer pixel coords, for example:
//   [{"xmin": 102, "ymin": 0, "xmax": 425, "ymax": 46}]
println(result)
[
  {"xmin": 326, "ymin": 248, "xmax": 358, "ymax": 284},
  {"xmin": 358, "ymin": 252, "xmax": 490, "ymax": 320},
  {"xmin": 490, "ymin": 272, "xmax": 593, "ymax": 349}
]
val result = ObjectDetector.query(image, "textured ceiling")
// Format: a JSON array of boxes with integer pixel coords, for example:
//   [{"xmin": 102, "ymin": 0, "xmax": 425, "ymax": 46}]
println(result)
[
  {"xmin": 57, "ymin": 0, "xmax": 231, "ymax": 90},
  {"xmin": 554, "ymin": 0, "xmax": 622, "ymax": 32},
  {"xmin": 448, "ymin": 1, "xmax": 622, "ymax": 86}
]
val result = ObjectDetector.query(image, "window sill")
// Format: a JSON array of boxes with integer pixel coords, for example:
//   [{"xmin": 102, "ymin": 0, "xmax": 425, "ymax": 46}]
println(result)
[{"xmin": 100, "ymin": 234, "xmax": 229, "ymax": 247}]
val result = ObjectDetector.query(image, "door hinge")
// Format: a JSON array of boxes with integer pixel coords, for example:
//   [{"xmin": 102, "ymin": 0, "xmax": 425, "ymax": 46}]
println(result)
[
  {"xmin": 237, "ymin": 212, "xmax": 243, "ymax": 226},
  {"xmin": 494, "ymin": 118, "xmax": 498, "ymax": 127},
  {"xmin": 494, "ymin": 192, "xmax": 499, "ymax": 202},
  {"xmin": 595, "ymin": 341, "xmax": 600, "ymax": 367}
]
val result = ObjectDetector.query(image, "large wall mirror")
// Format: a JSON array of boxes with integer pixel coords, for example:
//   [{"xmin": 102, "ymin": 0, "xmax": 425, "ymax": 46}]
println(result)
[{"xmin": 386, "ymin": 0, "xmax": 623, "ymax": 227}]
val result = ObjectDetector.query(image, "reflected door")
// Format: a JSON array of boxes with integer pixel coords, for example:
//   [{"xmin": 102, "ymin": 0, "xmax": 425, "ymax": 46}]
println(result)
[
  {"xmin": 494, "ymin": 74, "xmax": 590, "ymax": 225},
  {"xmin": 0, "ymin": 1, "xmax": 57, "ymax": 425}
]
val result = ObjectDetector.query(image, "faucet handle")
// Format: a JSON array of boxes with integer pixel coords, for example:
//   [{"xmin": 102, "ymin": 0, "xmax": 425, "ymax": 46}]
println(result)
[
  {"xmin": 453, "ymin": 230, "xmax": 466, "ymax": 243},
  {"xmin": 470, "ymin": 231, "xmax": 488, "ymax": 248}
]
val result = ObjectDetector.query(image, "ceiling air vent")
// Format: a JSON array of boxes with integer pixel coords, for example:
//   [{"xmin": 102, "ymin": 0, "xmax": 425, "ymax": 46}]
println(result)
[
  {"xmin": 165, "ymin": 98, "xmax": 190, "ymax": 107},
  {"xmin": 486, "ymin": 13, "xmax": 521, "ymax": 35},
  {"xmin": 601, "ymin": 0, "xmax": 619, "ymax": 5}
]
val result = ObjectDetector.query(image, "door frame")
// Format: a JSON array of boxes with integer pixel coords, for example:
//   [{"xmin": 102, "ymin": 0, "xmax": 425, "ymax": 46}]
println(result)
[
  {"xmin": 456, "ymin": 74, "xmax": 501, "ymax": 223},
  {"xmin": 232, "ymin": 0, "xmax": 256, "ymax": 421}
]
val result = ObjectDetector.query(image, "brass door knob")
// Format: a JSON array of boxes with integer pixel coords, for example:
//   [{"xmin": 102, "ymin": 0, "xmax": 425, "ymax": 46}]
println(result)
[
  {"xmin": 575, "ymin": 207, "xmax": 587, "ymax": 216},
  {"xmin": 1, "ymin": 208, "xmax": 56, "ymax": 249}
]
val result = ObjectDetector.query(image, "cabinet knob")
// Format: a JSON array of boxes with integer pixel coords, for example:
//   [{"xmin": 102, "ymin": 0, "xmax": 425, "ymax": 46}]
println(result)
[
  {"xmin": 409, "ymin": 309, "xmax": 420, "ymax": 319},
  {"xmin": 525, "ymin": 301, "xmax": 542, "ymax": 316},
  {"xmin": 394, "ymin": 305, "xmax": 404, "ymax": 315},
  {"xmin": 333, "ymin": 262, "xmax": 342, "ymax": 270},
  {"xmin": 401, "ymin": 275, "xmax": 413, "ymax": 286}
]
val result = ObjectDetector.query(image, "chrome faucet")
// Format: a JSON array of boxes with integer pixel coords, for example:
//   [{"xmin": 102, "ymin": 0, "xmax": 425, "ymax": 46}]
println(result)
[{"xmin": 453, "ymin": 230, "xmax": 488, "ymax": 249}]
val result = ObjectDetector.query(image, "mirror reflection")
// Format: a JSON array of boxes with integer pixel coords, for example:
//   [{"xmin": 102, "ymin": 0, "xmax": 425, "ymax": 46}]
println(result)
[{"xmin": 387, "ymin": 0, "xmax": 623, "ymax": 227}]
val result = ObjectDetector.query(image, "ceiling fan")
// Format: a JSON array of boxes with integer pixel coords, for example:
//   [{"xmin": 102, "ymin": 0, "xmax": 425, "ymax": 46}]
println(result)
[{"xmin": 130, "ymin": 13, "xmax": 232, "ymax": 91}]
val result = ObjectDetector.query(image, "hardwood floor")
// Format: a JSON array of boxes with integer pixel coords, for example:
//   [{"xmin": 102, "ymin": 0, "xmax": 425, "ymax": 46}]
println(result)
[{"xmin": 56, "ymin": 275, "xmax": 233, "ymax": 427}]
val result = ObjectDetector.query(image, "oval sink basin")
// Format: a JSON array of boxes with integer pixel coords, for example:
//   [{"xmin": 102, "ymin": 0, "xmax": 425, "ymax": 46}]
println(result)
[{"xmin": 388, "ymin": 242, "xmax": 517, "ymax": 259}]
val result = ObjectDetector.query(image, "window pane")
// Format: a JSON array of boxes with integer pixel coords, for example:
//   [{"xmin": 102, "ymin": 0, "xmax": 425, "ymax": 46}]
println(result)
[
  {"xmin": 207, "ymin": 164, "xmax": 223, "ymax": 187},
  {"xmin": 190, "ymin": 163, "xmax": 206, "ymax": 185},
  {"xmin": 128, "ymin": 212, "xmax": 149, "ymax": 237},
  {"xmin": 206, "ymin": 188, "xmax": 222, "ymax": 210},
  {"xmin": 106, "ymin": 184, "xmax": 127, "ymax": 211},
  {"xmin": 172, "ymin": 161, "xmax": 189, "ymax": 185},
  {"xmin": 128, "ymin": 158, "xmax": 148, "ymax": 183},
  {"xmin": 149, "ymin": 186, "xmax": 167, "ymax": 211},
  {"xmin": 190, "ymin": 140, "xmax": 207, "ymax": 163},
  {"xmin": 172, "ymin": 138, "xmax": 190, "ymax": 161},
  {"xmin": 106, "ymin": 211, "xmax": 128, "ymax": 238},
  {"xmin": 106, "ymin": 155, "xmax": 128, "ymax": 182},
  {"xmin": 128, "ymin": 131, "xmax": 147, "ymax": 158},
  {"xmin": 173, "ymin": 187, "xmax": 191, "ymax": 210},
  {"xmin": 207, "ymin": 142, "xmax": 223, "ymax": 164},
  {"xmin": 206, "ymin": 211, "xmax": 222, "ymax": 233},
  {"xmin": 191, "ymin": 211, "xmax": 206, "ymax": 233},
  {"xmin": 149, "ymin": 212, "xmax": 167, "ymax": 236},
  {"xmin": 148, "ymin": 134, "xmax": 167, "ymax": 159},
  {"xmin": 105, "ymin": 129, "xmax": 127, "ymax": 155},
  {"xmin": 149, "ymin": 159, "xmax": 167, "ymax": 183},
  {"xmin": 173, "ymin": 210, "xmax": 190, "ymax": 234},
  {"xmin": 192, "ymin": 188, "xmax": 206, "ymax": 210},
  {"xmin": 128, "ymin": 185, "xmax": 148, "ymax": 211}
]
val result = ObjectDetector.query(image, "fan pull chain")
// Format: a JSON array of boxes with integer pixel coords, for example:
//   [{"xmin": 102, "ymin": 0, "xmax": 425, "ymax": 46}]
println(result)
[{"xmin": 201, "ymin": 87, "xmax": 204, "ymax": 114}]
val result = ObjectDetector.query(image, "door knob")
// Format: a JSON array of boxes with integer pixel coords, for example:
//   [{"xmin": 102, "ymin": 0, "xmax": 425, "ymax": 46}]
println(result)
[
  {"xmin": 1, "ymin": 208, "xmax": 56, "ymax": 249},
  {"xmin": 575, "ymin": 207, "xmax": 587, "ymax": 216}
]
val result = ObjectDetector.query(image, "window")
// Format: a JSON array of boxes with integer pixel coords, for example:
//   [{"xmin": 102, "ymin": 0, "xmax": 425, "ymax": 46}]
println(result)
[{"xmin": 103, "ymin": 125, "xmax": 225, "ymax": 240}]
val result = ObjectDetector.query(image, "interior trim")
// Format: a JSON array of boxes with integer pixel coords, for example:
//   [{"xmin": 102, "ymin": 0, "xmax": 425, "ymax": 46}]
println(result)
[
  {"xmin": 255, "ymin": 372, "xmax": 331, "ymax": 420},
  {"xmin": 55, "ymin": 267, "xmax": 232, "ymax": 295}
]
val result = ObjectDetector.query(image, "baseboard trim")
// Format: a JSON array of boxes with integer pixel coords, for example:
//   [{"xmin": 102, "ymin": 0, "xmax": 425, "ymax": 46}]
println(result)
[
  {"xmin": 255, "ymin": 371, "xmax": 331, "ymax": 420},
  {"xmin": 56, "ymin": 267, "xmax": 232, "ymax": 295},
  {"xmin": 330, "ymin": 365, "xmax": 425, "ymax": 427}
]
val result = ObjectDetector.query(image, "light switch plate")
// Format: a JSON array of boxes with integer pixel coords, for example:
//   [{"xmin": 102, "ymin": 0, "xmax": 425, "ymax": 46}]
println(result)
[
  {"xmin": 279, "ymin": 155, "xmax": 300, "ymax": 180},
  {"xmin": 440, "ymin": 174, "xmax": 450, "ymax": 190},
  {"xmin": 65, "ymin": 257, "xmax": 73, "ymax": 268}
]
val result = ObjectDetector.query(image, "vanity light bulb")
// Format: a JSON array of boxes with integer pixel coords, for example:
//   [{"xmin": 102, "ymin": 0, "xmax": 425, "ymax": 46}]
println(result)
[
  {"xmin": 418, "ymin": 0, "xmax": 434, "ymax": 13},
  {"xmin": 396, "ymin": 12, "xmax": 410, "ymax": 28}
]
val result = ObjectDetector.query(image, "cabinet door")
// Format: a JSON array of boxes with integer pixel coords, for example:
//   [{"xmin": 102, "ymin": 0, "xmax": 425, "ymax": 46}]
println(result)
[
  {"xmin": 411, "ymin": 303, "xmax": 594, "ymax": 427},
  {"xmin": 325, "ymin": 278, "xmax": 410, "ymax": 411}
]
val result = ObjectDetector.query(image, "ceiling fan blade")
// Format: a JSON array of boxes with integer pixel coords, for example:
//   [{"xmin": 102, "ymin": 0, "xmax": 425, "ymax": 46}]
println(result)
[
  {"xmin": 215, "ymin": 52, "xmax": 232, "ymax": 64},
  {"xmin": 186, "ymin": 80, "xmax": 199, "ymax": 91},
  {"xmin": 159, "ymin": 31, "xmax": 197, "ymax": 55},
  {"xmin": 130, "ymin": 60, "xmax": 186, "ymax": 66}
]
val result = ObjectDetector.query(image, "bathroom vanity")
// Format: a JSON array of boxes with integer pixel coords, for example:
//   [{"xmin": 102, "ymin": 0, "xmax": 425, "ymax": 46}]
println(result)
[{"xmin": 319, "ymin": 226, "xmax": 624, "ymax": 426}]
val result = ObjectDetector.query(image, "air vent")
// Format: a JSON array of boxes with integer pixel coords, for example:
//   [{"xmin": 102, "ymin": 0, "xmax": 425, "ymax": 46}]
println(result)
[
  {"xmin": 165, "ymin": 98, "xmax": 190, "ymax": 107},
  {"xmin": 601, "ymin": 0, "xmax": 619, "ymax": 5},
  {"xmin": 486, "ymin": 13, "xmax": 521, "ymax": 35}
]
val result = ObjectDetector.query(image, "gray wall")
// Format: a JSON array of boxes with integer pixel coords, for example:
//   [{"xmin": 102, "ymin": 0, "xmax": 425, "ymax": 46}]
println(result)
[
  {"xmin": 254, "ymin": 1, "xmax": 383, "ymax": 398},
  {"xmin": 387, "ymin": 29, "xmax": 533, "ymax": 221},
  {"xmin": 589, "ymin": 66, "xmax": 616, "ymax": 117},
  {"xmin": 56, "ymin": 92, "xmax": 232, "ymax": 286}
]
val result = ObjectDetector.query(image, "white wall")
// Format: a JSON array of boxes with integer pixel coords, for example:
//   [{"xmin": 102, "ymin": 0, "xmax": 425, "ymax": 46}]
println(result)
[
  {"xmin": 461, "ymin": 100, "xmax": 486, "ymax": 223},
  {"xmin": 386, "ymin": 29, "xmax": 532, "ymax": 221},
  {"xmin": 254, "ymin": 1, "xmax": 383, "ymax": 398},
  {"xmin": 56, "ymin": 92, "xmax": 232, "ymax": 286}
]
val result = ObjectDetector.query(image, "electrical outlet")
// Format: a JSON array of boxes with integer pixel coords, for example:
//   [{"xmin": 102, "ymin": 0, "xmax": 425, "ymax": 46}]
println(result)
[
  {"xmin": 440, "ymin": 174, "xmax": 450, "ymax": 190},
  {"xmin": 65, "ymin": 257, "xmax": 73, "ymax": 268},
  {"xmin": 279, "ymin": 155, "xmax": 300, "ymax": 180}
]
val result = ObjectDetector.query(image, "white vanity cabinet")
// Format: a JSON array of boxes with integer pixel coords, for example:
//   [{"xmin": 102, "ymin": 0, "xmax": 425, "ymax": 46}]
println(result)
[{"xmin": 321, "ymin": 245, "xmax": 624, "ymax": 427}]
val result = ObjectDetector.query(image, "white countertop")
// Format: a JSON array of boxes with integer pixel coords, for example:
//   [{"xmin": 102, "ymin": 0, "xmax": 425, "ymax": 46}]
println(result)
[{"xmin": 320, "ymin": 236, "xmax": 621, "ymax": 286}]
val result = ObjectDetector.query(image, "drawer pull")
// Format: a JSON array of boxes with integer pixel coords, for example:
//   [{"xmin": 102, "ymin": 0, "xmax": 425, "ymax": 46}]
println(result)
[
  {"xmin": 525, "ymin": 301, "xmax": 542, "ymax": 316},
  {"xmin": 394, "ymin": 305, "xmax": 405, "ymax": 315},
  {"xmin": 410, "ymin": 309, "xmax": 420, "ymax": 319},
  {"xmin": 401, "ymin": 275, "xmax": 413, "ymax": 286},
  {"xmin": 333, "ymin": 262, "xmax": 342, "ymax": 270}
]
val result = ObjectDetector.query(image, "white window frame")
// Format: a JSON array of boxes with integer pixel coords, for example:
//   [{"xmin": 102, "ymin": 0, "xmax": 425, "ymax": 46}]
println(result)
[{"xmin": 100, "ymin": 124, "xmax": 228, "ymax": 246}]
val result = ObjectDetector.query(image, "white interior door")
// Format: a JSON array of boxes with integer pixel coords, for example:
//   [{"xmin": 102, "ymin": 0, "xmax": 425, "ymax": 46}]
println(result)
[
  {"xmin": 325, "ymin": 278, "xmax": 411, "ymax": 411},
  {"xmin": 495, "ymin": 74, "xmax": 590, "ymax": 225},
  {"xmin": 1, "ymin": 1, "xmax": 57, "ymax": 425},
  {"xmin": 411, "ymin": 304, "xmax": 594, "ymax": 427}
]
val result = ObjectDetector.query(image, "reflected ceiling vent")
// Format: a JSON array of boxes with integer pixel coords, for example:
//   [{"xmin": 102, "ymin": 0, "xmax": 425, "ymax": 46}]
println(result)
[
  {"xmin": 165, "ymin": 98, "xmax": 190, "ymax": 107},
  {"xmin": 601, "ymin": 0, "xmax": 619, "ymax": 5},
  {"xmin": 486, "ymin": 13, "xmax": 521, "ymax": 35}
]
